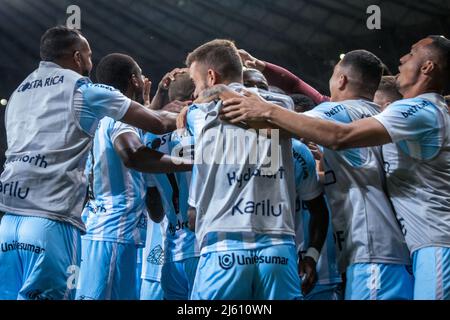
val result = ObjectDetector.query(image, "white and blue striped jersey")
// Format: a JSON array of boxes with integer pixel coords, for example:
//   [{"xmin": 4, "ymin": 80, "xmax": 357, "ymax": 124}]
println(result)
[
  {"xmin": 74, "ymin": 83, "xmax": 132, "ymax": 136},
  {"xmin": 82, "ymin": 119, "xmax": 146, "ymax": 245},
  {"xmin": 141, "ymin": 214, "xmax": 166, "ymax": 282},
  {"xmin": 292, "ymin": 139, "xmax": 341, "ymax": 285},
  {"xmin": 305, "ymin": 100, "xmax": 411, "ymax": 272},
  {"xmin": 142, "ymin": 131, "xmax": 200, "ymax": 262},
  {"xmin": 187, "ymin": 83, "xmax": 297, "ymax": 255},
  {"xmin": 374, "ymin": 93, "xmax": 450, "ymax": 254}
]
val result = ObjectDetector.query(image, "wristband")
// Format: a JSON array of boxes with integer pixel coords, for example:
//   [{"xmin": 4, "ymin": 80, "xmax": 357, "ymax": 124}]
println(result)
[{"xmin": 305, "ymin": 247, "xmax": 320, "ymax": 264}]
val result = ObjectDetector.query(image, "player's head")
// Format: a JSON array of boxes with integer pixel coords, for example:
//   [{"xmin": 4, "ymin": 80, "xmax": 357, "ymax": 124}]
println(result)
[
  {"xmin": 290, "ymin": 94, "xmax": 316, "ymax": 113},
  {"xmin": 96, "ymin": 53, "xmax": 144, "ymax": 103},
  {"xmin": 40, "ymin": 26, "xmax": 92, "ymax": 77},
  {"xmin": 243, "ymin": 68, "xmax": 269, "ymax": 91},
  {"xmin": 186, "ymin": 39, "xmax": 243, "ymax": 99},
  {"xmin": 168, "ymin": 72, "xmax": 195, "ymax": 102},
  {"xmin": 329, "ymin": 50, "xmax": 383, "ymax": 102},
  {"xmin": 374, "ymin": 76, "xmax": 403, "ymax": 111},
  {"xmin": 397, "ymin": 36, "xmax": 450, "ymax": 97}
]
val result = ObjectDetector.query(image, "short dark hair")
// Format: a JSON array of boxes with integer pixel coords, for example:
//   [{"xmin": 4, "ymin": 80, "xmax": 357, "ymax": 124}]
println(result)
[
  {"xmin": 340, "ymin": 49, "xmax": 383, "ymax": 95},
  {"xmin": 427, "ymin": 35, "xmax": 450, "ymax": 92},
  {"xmin": 290, "ymin": 94, "xmax": 316, "ymax": 113},
  {"xmin": 186, "ymin": 39, "xmax": 243, "ymax": 82},
  {"xmin": 40, "ymin": 26, "xmax": 83, "ymax": 61},
  {"xmin": 377, "ymin": 76, "xmax": 402, "ymax": 102},
  {"xmin": 445, "ymin": 95, "xmax": 450, "ymax": 106},
  {"xmin": 168, "ymin": 72, "xmax": 195, "ymax": 102},
  {"xmin": 96, "ymin": 53, "xmax": 139, "ymax": 93}
]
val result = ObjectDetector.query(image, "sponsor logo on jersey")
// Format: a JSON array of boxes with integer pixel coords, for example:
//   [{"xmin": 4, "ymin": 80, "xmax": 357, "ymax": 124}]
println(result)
[
  {"xmin": 227, "ymin": 166, "xmax": 285, "ymax": 188},
  {"xmin": 5, "ymin": 154, "xmax": 48, "ymax": 169},
  {"xmin": 218, "ymin": 252, "xmax": 288, "ymax": 270},
  {"xmin": 17, "ymin": 76, "xmax": 64, "ymax": 93},
  {"xmin": 1, "ymin": 241, "xmax": 45, "ymax": 254},
  {"xmin": 232, "ymin": 198, "xmax": 282, "ymax": 217},
  {"xmin": 0, "ymin": 180, "xmax": 30, "ymax": 199},
  {"xmin": 401, "ymin": 100, "xmax": 429, "ymax": 119}
]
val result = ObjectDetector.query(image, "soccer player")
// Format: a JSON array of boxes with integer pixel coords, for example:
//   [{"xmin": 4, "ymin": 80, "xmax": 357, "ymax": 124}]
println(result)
[
  {"xmin": 139, "ymin": 130, "xmax": 200, "ymax": 300},
  {"xmin": 75, "ymin": 53, "xmax": 192, "ymax": 300},
  {"xmin": 220, "ymin": 50, "xmax": 414, "ymax": 300},
  {"xmin": 182, "ymin": 39, "xmax": 328, "ymax": 300},
  {"xmin": 0, "ymin": 26, "xmax": 178, "ymax": 300},
  {"xmin": 292, "ymin": 140, "xmax": 343, "ymax": 300},
  {"xmin": 221, "ymin": 36, "xmax": 450, "ymax": 300}
]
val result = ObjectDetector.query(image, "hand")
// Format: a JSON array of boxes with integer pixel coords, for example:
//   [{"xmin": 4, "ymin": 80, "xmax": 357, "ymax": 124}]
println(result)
[
  {"xmin": 194, "ymin": 84, "xmax": 237, "ymax": 104},
  {"xmin": 162, "ymin": 100, "xmax": 192, "ymax": 114},
  {"xmin": 299, "ymin": 256, "xmax": 318, "ymax": 295},
  {"xmin": 159, "ymin": 68, "xmax": 189, "ymax": 90},
  {"xmin": 221, "ymin": 90, "xmax": 274, "ymax": 123},
  {"xmin": 143, "ymin": 77, "xmax": 152, "ymax": 107},
  {"xmin": 307, "ymin": 142, "xmax": 323, "ymax": 161},
  {"xmin": 176, "ymin": 106, "xmax": 190, "ymax": 130},
  {"xmin": 238, "ymin": 49, "xmax": 266, "ymax": 71}
]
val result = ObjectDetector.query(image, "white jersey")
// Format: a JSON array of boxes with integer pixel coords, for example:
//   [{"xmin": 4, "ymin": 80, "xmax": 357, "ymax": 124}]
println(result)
[
  {"xmin": 187, "ymin": 83, "xmax": 297, "ymax": 251},
  {"xmin": 291, "ymin": 139, "xmax": 341, "ymax": 285},
  {"xmin": 141, "ymin": 214, "xmax": 166, "ymax": 282},
  {"xmin": 374, "ymin": 93, "xmax": 450, "ymax": 253},
  {"xmin": 142, "ymin": 131, "xmax": 200, "ymax": 263},
  {"xmin": 82, "ymin": 120, "xmax": 146, "ymax": 244},
  {"xmin": 0, "ymin": 61, "xmax": 130, "ymax": 231},
  {"xmin": 305, "ymin": 100, "xmax": 411, "ymax": 272}
]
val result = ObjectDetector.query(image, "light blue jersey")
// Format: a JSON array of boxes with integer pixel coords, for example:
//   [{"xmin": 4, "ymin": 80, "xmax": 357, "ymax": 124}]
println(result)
[
  {"xmin": 82, "ymin": 119, "xmax": 146, "ymax": 245},
  {"xmin": 142, "ymin": 131, "xmax": 200, "ymax": 262},
  {"xmin": 187, "ymin": 84, "xmax": 301, "ymax": 300},
  {"xmin": 141, "ymin": 216, "xmax": 165, "ymax": 282},
  {"xmin": 374, "ymin": 93, "xmax": 450, "ymax": 300},
  {"xmin": 291, "ymin": 140, "xmax": 341, "ymax": 289}
]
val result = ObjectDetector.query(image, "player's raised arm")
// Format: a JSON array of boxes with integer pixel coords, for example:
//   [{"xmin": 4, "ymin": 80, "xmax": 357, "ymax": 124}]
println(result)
[{"xmin": 222, "ymin": 92, "xmax": 391, "ymax": 150}]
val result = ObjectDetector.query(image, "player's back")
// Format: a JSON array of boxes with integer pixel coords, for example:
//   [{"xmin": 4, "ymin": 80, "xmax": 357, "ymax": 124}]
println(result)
[
  {"xmin": 305, "ymin": 100, "xmax": 411, "ymax": 271},
  {"xmin": 187, "ymin": 83, "xmax": 297, "ymax": 248}
]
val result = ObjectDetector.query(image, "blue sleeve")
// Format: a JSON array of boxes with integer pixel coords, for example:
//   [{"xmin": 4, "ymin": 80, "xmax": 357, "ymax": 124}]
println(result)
[
  {"xmin": 292, "ymin": 140, "xmax": 323, "ymax": 201},
  {"xmin": 374, "ymin": 98, "xmax": 444, "ymax": 160},
  {"xmin": 79, "ymin": 83, "xmax": 131, "ymax": 120}
]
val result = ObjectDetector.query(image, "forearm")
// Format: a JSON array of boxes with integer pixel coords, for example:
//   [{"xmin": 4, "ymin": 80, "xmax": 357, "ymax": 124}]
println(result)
[
  {"xmin": 263, "ymin": 62, "xmax": 329, "ymax": 104},
  {"xmin": 122, "ymin": 102, "xmax": 176, "ymax": 134},
  {"xmin": 266, "ymin": 104, "xmax": 351, "ymax": 149},
  {"xmin": 305, "ymin": 195, "xmax": 329, "ymax": 252},
  {"xmin": 128, "ymin": 147, "xmax": 193, "ymax": 173},
  {"xmin": 149, "ymin": 87, "xmax": 169, "ymax": 110}
]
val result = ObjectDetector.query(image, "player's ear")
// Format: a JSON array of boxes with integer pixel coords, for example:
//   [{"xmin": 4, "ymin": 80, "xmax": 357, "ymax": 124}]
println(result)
[
  {"xmin": 337, "ymin": 74, "xmax": 347, "ymax": 90},
  {"xmin": 207, "ymin": 69, "xmax": 219, "ymax": 86},
  {"xmin": 421, "ymin": 60, "xmax": 435, "ymax": 75},
  {"xmin": 131, "ymin": 74, "xmax": 140, "ymax": 89},
  {"xmin": 73, "ymin": 51, "xmax": 82, "ymax": 67}
]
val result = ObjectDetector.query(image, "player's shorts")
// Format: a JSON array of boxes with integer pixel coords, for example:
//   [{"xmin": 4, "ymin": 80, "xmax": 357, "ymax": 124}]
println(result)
[
  {"xmin": 161, "ymin": 257, "xmax": 199, "ymax": 300},
  {"xmin": 75, "ymin": 239, "xmax": 137, "ymax": 300},
  {"xmin": 136, "ymin": 247, "xmax": 144, "ymax": 299},
  {"xmin": 412, "ymin": 246, "xmax": 450, "ymax": 300},
  {"xmin": 304, "ymin": 283, "xmax": 344, "ymax": 300},
  {"xmin": 190, "ymin": 244, "xmax": 302, "ymax": 300},
  {"xmin": 140, "ymin": 279, "xmax": 164, "ymax": 300},
  {"xmin": 0, "ymin": 213, "xmax": 81, "ymax": 300},
  {"xmin": 345, "ymin": 263, "xmax": 414, "ymax": 300}
]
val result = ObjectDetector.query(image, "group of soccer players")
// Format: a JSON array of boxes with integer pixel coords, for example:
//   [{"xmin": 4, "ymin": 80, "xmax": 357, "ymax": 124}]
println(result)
[{"xmin": 0, "ymin": 25, "xmax": 449, "ymax": 300}]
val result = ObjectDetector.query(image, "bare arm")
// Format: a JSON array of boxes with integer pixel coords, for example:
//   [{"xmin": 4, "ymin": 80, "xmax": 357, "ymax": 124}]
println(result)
[
  {"xmin": 121, "ymin": 101, "xmax": 177, "ymax": 135},
  {"xmin": 114, "ymin": 132, "xmax": 193, "ymax": 173},
  {"xmin": 222, "ymin": 93, "xmax": 392, "ymax": 150},
  {"xmin": 145, "ymin": 187, "xmax": 165, "ymax": 223},
  {"xmin": 299, "ymin": 193, "xmax": 329, "ymax": 295}
]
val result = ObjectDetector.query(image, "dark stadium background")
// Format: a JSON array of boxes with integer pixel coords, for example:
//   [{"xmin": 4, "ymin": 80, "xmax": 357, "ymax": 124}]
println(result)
[{"xmin": 1, "ymin": 0, "xmax": 449, "ymax": 166}]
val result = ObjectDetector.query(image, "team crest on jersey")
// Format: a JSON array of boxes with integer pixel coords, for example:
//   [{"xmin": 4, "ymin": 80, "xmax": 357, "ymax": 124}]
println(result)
[{"xmin": 147, "ymin": 244, "xmax": 164, "ymax": 265}]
